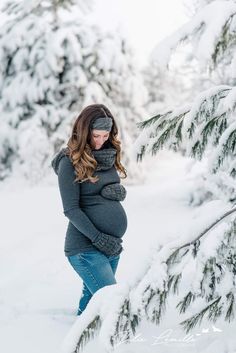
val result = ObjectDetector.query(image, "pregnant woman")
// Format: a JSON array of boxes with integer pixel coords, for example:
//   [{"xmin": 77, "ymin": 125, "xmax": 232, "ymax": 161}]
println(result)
[{"xmin": 51, "ymin": 103, "xmax": 128, "ymax": 316}]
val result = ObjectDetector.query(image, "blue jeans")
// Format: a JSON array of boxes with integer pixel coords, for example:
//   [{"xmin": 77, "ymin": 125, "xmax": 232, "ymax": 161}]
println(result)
[{"xmin": 67, "ymin": 250, "xmax": 120, "ymax": 315}]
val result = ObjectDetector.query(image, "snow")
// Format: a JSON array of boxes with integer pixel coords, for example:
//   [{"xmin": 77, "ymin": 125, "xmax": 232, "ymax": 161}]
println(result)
[
  {"xmin": 0, "ymin": 1, "xmax": 149, "ymax": 184},
  {"xmin": 218, "ymin": 86, "xmax": 236, "ymax": 114},
  {"xmin": 150, "ymin": 0, "xmax": 236, "ymax": 69},
  {"xmin": 132, "ymin": 84, "xmax": 236, "ymax": 203},
  {"xmin": 209, "ymin": 120, "xmax": 236, "ymax": 171},
  {"xmin": 1, "ymin": 150, "xmax": 235, "ymax": 353}
]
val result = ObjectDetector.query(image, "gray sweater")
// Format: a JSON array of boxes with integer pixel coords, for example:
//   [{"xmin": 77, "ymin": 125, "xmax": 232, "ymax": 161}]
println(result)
[{"xmin": 51, "ymin": 146, "xmax": 128, "ymax": 256}]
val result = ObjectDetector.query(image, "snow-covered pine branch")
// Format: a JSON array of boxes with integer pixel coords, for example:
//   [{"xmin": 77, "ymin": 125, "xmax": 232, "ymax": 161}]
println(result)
[
  {"xmin": 62, "ymin": 206, "xmax": 236, "ymax": 352},
  {"xmin": 173, "ymin": 213, "xmax": 236, "ymax": 332},
  {"xmin": 150, "ymin": 0, "xmax": 236, "ymax": 73},
  {"xmin": 133, "ymin": 85, "xmax": 236, "ymax": 201},
  {"xmin": 2, "ymin": 0, "xmax": 93, "ymax": 18}
]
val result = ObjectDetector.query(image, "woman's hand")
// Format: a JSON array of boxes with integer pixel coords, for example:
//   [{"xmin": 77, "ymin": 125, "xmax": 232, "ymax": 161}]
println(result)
[{"xmin": 92, "ymin": 232, "xmax": 123, "ymax": 256}]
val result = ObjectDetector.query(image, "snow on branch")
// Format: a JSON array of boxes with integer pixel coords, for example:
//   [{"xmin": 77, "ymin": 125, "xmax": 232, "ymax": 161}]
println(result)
[
  {"xmin": 1, "ymin": 0, "xmax": 92, "ymax": 18},
  {"xmin": 134, "ymin": 85, "xmax": 236, "ymax": 175},
  {"xmin": 150, "ymin": 0, "xmax": 236, "ymax": 69},
  {"xmin": 62, "ymin": 206, "xmax": 236, "ymax": 352}
]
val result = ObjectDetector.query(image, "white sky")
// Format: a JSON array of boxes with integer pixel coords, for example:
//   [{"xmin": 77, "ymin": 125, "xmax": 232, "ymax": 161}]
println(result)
[
  {"xmin": 0, "ymin": 0, "xmax": 189, "ymax": 68},
  {"xmin": 91, "ymin": 0, "xmax": 188, "ymax": 67}
]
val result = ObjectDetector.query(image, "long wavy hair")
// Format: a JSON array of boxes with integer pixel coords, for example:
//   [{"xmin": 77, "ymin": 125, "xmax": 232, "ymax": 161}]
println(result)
[{"xmin": 66, "ymin": 103, "xmax": 127, "ymax": 183}]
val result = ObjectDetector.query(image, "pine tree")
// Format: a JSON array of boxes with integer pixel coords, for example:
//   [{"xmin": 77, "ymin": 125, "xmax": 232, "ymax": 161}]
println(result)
[
  {"xmin": 132, "ymin": 0, "xmax": 236, "ymax": 339},
  {"xmin": 63, "ymin": 2, "xmax": 236, "ymax": 351},
  {"xmin": 0, "ymin": 0, "xmax": 148, "ymax": 184}
]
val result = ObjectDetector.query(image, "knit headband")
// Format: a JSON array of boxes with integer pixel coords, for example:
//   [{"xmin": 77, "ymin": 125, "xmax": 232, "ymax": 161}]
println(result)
[{"xmin": 91, "ymin": 116, "xmax": 113, "ymax": 131}]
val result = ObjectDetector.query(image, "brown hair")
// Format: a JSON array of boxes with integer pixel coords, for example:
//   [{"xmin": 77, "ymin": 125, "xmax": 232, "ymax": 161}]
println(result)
[{"xmin": 66, "ymin": 103, "xmax": 127, "ymax": 183}]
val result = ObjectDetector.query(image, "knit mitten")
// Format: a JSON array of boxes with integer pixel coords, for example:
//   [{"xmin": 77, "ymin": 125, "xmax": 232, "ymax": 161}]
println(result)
[
  {"xmin": 100, "ymin": 183, "xmax": 127, "ymax": 201},
  {"xmin": 110, "ymin": 244, "xmax": 123, "ymax": 257},
  {"xmin": 92, "ymin": 233, "xmax": 123, "ymax": 256}
]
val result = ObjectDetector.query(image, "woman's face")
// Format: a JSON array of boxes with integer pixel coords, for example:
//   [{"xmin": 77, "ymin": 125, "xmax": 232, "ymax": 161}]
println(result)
[{"xmin": 90, "ymin": 129, "xmax": 110, "ymax": 150}]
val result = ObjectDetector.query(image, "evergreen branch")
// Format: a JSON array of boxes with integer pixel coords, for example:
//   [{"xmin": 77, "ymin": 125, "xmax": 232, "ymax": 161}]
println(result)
[
  {"xmin": 180, "ymin": 297, "xmax": 222, "ymax": 333},
  {"xmin": 211, "ymin": 12, "xmax": 236, "ymax": 68},
  {"xmin": 110, "ymin": 299, "xmax": 140, "ymax": 347},
  {"xmin": 167, "ymin": 206, "xmax": 236, "ymax": 262},
  {"xmin": 75, "ymin": 315, "xmax": 102, "ymax": 353},
  {"xmin": 137, "ymin": 88, "xmax": 233, "ymax": 166},
  {"xmin": 225, "ymin": 291, "xmax": 235, "ymax": 322},
  {"xmin": 181, "ymin": 291, "xmax": 236, "ymax": 334},
  {"xmin": 202, "ymin": 113, "xmax": 227, "ymax": 147},
  {"xmin": 136, "ymin": 111, "xmax": 172, "ymax": 130},
  {"xmin": 191, "ymin": 112, "xmax": 228, "ymax": 160},
  {"xmin": 153, "ymin": 1, "xmax": 236, "ymax": 71},
  {"xmin": 166, "ymin": 247, "xmax": 189, "ymax": 266},
  {"xmin": 136, "ymin": 87, "xmax": 234, "ymax": 172},
  {"xmin": 144, "ymin": 287, "xmax": 168, "ymax": 325},
  {"xmin": 150, "ymin": 290, "xmax": 168, "ymax": 325},
  {"xmin": 173, "ymin": 273, "xmax": 182, "ymax": 294},
  {"xmin": 136, "ymin": 110, "xmax": 189, "ymax": 161},
  {"xmin": 191, "ymin": 140, "xmax": 204, "ymax": 160},
  {"xmin": 75, "ymin": 298, "xmax": 141, "ymax": 352},
  {"xmin": 175, "ymin": 118, "xmax": 184, "ymax": 144},
  {"xmin": 168, "ymin": 273, "xmax": 182, "ymax": 294},
  {"xmin": 2, "ymin": 0, "xmax": 79, "ymax": 18},
  {"xmin": 176, "ymin": 291, "xmax": 195, "ymax": 314},
  {"xmin": 215, "ymin": 128, "xmax": 236, "ymax": 171},
  {"xmin": 151, "ymin": 114, "xmax": 186, "ymax": 155},
  {"xmin": 187, "ymin": 89, "xmax": 229, "ymax": 139}
]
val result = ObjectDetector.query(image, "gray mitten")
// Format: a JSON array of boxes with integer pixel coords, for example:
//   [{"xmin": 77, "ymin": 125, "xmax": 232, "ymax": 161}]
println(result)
[
  {"xmin": 100, "ymin": 183, "xmax": 127, "ymax": 201},
  {"xmin": 92, "ymin": 233, "xmax": 123, "ymax": 256}
]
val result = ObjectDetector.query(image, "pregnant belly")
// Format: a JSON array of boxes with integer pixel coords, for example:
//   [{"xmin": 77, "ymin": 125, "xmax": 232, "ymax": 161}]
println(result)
[{"xmin": 81, "ymin": 198, "xmax": 127, "ymax": 237}]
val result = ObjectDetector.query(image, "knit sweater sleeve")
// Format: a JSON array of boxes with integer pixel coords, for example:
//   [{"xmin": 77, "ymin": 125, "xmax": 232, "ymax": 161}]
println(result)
[{"xmin": 57, "ymin": 156, "xmax": 101, "ymax": 242}]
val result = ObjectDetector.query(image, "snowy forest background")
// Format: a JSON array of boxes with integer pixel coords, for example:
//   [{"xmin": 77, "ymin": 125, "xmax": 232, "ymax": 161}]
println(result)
[{"xmin": 1, "ymin": 0, "xmax": 236, "ymax": 353}]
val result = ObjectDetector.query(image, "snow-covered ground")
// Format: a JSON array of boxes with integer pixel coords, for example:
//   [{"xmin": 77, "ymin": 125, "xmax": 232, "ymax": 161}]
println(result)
[{"xmin": 1, "ymin": 151, "xmax": 235, "ymax": 353}]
